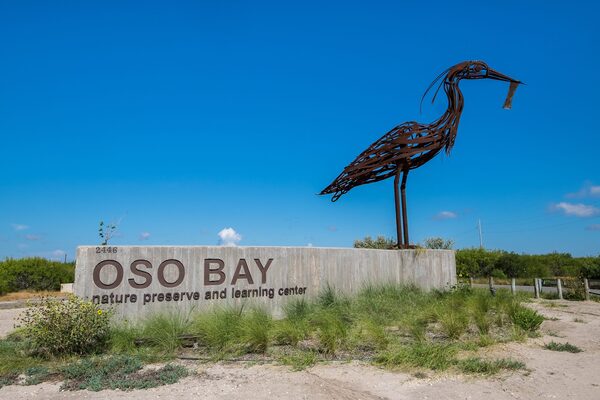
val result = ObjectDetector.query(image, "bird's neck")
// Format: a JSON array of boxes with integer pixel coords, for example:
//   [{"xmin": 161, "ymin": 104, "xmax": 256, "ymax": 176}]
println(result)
[{"xmin": 437, "ymin": 80, "xmax": 464, "ymax": 154}]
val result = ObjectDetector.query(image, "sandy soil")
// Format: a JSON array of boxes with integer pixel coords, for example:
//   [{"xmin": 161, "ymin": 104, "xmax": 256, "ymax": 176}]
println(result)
[
  {"xmin": 0, "ymin": 308, "xmax": 23, "ymax": 337},
  {"xmin": 1, "ymin": 300, "xmax": 599, "ymax": 399}
]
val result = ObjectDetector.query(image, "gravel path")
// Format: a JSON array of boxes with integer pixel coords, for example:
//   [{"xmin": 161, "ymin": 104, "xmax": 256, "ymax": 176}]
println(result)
[{"xmin": 1, "ymin": 300, "xmax": 599, "ymax": 399}]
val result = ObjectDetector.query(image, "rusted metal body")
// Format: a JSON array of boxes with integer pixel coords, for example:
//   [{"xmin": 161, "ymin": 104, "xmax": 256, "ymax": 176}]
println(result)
[{"xmin": 320, "ymin": 60, "xmax": 521, "ymax": 248}]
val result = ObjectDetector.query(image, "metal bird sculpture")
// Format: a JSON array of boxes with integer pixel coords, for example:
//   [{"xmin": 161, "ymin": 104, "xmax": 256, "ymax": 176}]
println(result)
[{"xmin": 320, "ymin": 60, "xmax": 522, "ymax": 249}]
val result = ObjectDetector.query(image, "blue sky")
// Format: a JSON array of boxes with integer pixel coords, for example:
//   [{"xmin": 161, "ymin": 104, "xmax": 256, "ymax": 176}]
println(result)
[{"xmin": 1, "ymin": 1, "xmax": 599, "ymax": 259}]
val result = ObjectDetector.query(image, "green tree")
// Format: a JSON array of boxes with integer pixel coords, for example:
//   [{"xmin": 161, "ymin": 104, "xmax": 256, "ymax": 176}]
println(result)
[{"xmin": 494, "ymin": 252, "xmax": 525, "ymax": 278}]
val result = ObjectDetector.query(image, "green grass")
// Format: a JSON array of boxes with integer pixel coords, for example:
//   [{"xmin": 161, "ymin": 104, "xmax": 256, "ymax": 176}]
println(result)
[
  {"xmin": 275, "ymin": 349, "xmax": 318, "ymax": 371},
  {"xmin": 375, "ymin": 343, "xmax": 458, "ymax": 371},
  {"xmin": 139, "ymin": 313, "xmax": 192, "ymax": 354},
  {"xmin": 457, "ymin": 357, "xmax": 525, "ymax": 375},
  {"xmin": 544, "ymin": 341, "xmax": 582, "ymax": 353}
]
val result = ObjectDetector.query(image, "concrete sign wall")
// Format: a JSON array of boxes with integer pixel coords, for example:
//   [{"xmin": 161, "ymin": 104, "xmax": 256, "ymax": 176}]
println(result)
[{"xmin": 74, "ymin": 246, "xmax": 455, "ymax": 320}]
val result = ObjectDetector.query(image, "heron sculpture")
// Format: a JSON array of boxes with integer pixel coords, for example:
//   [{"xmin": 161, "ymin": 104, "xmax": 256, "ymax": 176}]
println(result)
[{"xmin": 320, "ymin": 60, "xmax": 521, "ymax": 248}]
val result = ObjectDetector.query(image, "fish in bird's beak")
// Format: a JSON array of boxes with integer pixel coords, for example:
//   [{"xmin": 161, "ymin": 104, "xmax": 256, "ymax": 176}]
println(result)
[{"xmin": 487, "ymin": 68, "xmax": 522, "ymax": 109}]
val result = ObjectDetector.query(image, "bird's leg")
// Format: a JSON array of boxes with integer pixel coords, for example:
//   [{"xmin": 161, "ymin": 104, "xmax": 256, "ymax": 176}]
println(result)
[
  {"xmin": 401, "ymin": 169, "xmax": 409, "ymax": 247},
  {"xmin": 394, "ymin": 169, "xmax": 403, "ymax": 249}
]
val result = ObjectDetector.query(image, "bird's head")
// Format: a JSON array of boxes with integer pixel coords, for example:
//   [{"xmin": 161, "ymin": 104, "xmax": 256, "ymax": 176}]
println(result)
[
  {"xmin": 422, "ymin": 60, "xmax": 523, "ymax": 111},
  {"xmin": 457, "ymin": 60, "xmax": 521, "ymax": 85}
]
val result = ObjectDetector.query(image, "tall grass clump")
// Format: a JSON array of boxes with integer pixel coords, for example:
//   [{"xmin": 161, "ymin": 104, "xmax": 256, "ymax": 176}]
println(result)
[
  {"xmin": 469, "ymin": 292, "xmax": 492, "ymax": 334},
  {"xmin": 190, "ymin": 307, "xmax": 244, "ymax": 354},
  {"xmin": 240, "ymin": 307, "xmax": 272, "ymax": 353},
  {"xmin": 273, "ymin": 299, "xmax": 312, "ymax": 346},
  {"xmin": 510, "ymin": 304, "xmax": 544, "ymax": 332},
  {"xmin": 109, "ymin": 323, "xmax": 141, "ymax": 354},
  {"xmin": 140, "ymin": 313, "xmax": 191, "ymax": 354},
  {"xmin": 436, "ymin": 294, "xmax": 469, "ymax": 339}
]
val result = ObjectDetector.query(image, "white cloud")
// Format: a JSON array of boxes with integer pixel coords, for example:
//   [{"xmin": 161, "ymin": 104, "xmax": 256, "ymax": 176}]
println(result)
[
  {"xmin": 218, "ymin": 227, "xmax": 242, "ymax": 246},
  {"xmin": 11, "ymin": 223, "xmax": 29, "ymax": 231},
  {"xmin": 307, "ymin": 243, "xmax": 313, "ymax": 247},
  {"xmin": 434, "ymin": 211, "xmax": 458, "ymax": 220},
  {"xmin": 25, "ymin": 234, "xmax": 41, "ymax": 241},
  {"xmin": 566, "ymin": 183, "xmax": 600, "ymax": 198},
  {"xmin": 52, "ymin": 249, "xmax": 66, "ymax": 257},
  {"xmin": 586, "ymin": 224, "xmax": 600, "ymax": 231},
  {"xmin": 139, "ymin": 232, "xmax": 151, "ymax": 241},
  {"xmin": 551, "ymin": 202, "xmax": 600, "ymax": 217}
]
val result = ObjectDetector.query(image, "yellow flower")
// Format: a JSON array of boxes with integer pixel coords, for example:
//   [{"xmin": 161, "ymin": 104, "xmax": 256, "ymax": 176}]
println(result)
[{"xmin": 97, "ymin": 310, "xmax": 102, "ymax": 315}]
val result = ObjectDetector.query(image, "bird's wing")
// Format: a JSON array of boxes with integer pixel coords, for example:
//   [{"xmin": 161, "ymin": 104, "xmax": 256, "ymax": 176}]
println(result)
[{"xmin": 320, "ymin": 122, "xmax": 441, "ymax": 201}]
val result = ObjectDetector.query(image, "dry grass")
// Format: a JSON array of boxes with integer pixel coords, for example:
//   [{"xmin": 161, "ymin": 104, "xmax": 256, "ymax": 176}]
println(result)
[{"xmin": 0, "ymin": 291, "xmax": 67, "ymax": 302}]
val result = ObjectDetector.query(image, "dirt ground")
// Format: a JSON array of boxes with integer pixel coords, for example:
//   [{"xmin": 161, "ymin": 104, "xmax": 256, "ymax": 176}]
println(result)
[{"xmin": 1, "ymin": 299, "xmax": 599, "ymax": 400}]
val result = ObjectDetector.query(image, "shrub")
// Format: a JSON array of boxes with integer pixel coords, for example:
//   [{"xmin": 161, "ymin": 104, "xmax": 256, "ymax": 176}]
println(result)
[
  {"xmin": 423, "ymin": 237, "xmax": 454, "ymax": 250},
  {"xmin": 0, "ymin": 257, "xmax": 74, "ymax": 293},
  {"xmin": 510, "ymin": 305, "xmax": 544, "ymax": 332},
  {"xmin": 16, "ymin": 295, "xmax": 111, "ymax": 356},
  {"xmin": 353, "ymin": 236, "xmax": 396, "ymax": 249}
]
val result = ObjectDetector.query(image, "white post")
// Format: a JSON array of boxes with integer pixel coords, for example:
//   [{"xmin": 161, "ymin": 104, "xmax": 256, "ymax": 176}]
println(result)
[
  {"xmin": 534, "ymin": 278, "xmax": 540, "ymax": 299},
  {"xmin": 584, "ymin": 278, "xmax": 590, "ymax": 301},
  {"xmin": 511, "ymin": 278, "xmax": 516, "ymax": 295},
  {"xmin": 557, "ymin": 278, "xmax": 563, "ymax": 300}
]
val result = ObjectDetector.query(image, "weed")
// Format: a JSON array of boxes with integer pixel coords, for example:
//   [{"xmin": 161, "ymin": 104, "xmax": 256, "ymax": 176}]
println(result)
[
  {"xmin": 348, "ymin": 319, "xmax": 389, "ymax": 351},
  {"xmin": 276, "ymin": 349, "xmax": 318, "ymax": 371},
  {"xmin": 573, "ymin": 318, "xmax": 585, "ymax": 323},
  {"xmin": 60, "ymin": 355, "xmax": 187, "ymax": 391},
  {"xmin": 477, "ymin": 334, "xmax": 495, "ymax": 347},
  {"xmin": 23, "ymin": 365, "xmax": 51, "ymax": 385},
  {"xmin": 457, "ymin": 357, "xmax": 524, "ymax": 375},
  {"xmin": 0, "ymin": 373, "xmax": 18, "ymax": 388},
  {"xmin": 544, "ymin": 341, "xmax": 582, "ymax": 353}
]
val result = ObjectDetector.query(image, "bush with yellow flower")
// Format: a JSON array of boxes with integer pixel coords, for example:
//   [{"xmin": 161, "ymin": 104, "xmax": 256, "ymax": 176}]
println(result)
[{"xmin": 16, "ymin": 295, "xmax": 111, "ymax": 357}]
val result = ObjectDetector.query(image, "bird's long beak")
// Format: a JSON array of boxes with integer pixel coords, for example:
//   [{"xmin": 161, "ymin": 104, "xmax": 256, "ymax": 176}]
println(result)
[
  {"xmin": 487, "ymin": 68, "xmax": 522, "ymax": 110},
  {"xmin": 487, "ymin": 68, "xmax": 521, "ymax": 84}
]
